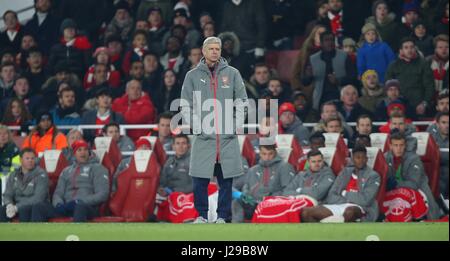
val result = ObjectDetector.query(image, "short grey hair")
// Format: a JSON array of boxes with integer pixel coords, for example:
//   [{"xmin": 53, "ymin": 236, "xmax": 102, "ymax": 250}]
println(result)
[
  {"xmin": 340, "ymin": 84, "xmax": 358, "ymax": 98},
  {"xmin": 203, "ymin": 37, "xmax": 222, "ymax": 49}
]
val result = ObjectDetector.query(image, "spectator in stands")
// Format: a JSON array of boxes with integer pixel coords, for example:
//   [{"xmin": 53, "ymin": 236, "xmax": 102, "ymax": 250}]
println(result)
[
  {"xmin": 336, "ymin": 84, "xmax": 373, "ymax": 123},
  {"xmin": 302, "ymin": 31, "xmax": 357, "ymax": 111},
  {"xmin": 63, "ymin": 128, "xmax": 85, "ymax": 164},
  {"xmin": 147, "ymin": 7, "xmax": 168, "ymax": 56},
  {"xmin": 292, "ymin": 91, "xmax": 318, "ymax": 123},
  {"xmin": 152, "ymin": 112, "xmax": 174, "ymax": 152},
  {"xmin": 158, "ymin": 134, "xmax": 192, "ymax": 198},
  {"xmin": 381, "ymin": 112, "xmax": 418, "ymax": 154},
  {"xmin": 297, "ymin": 132, "xmax": 326, "ymax": 172},
  {"xmin": 142, "ymin": 52, "xmax": 163, "ymax": 99},
  {"xmin": 0, "ymin": 62, "xmax": 17, "ymax": 101},
  {"xmin": 102, "ymin": 122, "xmax": 135, "ymax": 155},
  {"xmin": 375, "ymin": 79, "xmax": 410, "ymax": 121},
  {"xmin": 160, "ymin": 36, "xmax": 185, "ymax": 74},
  {"xmin": 359, "ymin": 70, "xmax": 386, "ymax": 114},
  {"xmin": 292, "ymin": 25, "xmax": 327, "ymax": 99},
  {"xmin": 412, "ymin": 20, "xmax": 434, "ymax": 57},
  {"xmin": 122, "ymin": 30, "xmax": 149, "ymax": 77},
  {"xmin": 427, "ymin": 35, "xmax": 449, "ymax": 97},
  {"xmin": 168, "ymin": 8, "xmax": 200, "ymax": 51},
  {"xmin": 81, "ymin": 87, "xmax": 125, "ymax": 143},
  {"xmin": 48, "ymin": 18, "xmax": 92, "ymax": 78},
  {"xmin": 198, "ymin": 12, "xmax": 213, "ymax": 30},
  {"xmin": 383, "ymin": 132, "xmax": 441, "ymax": 221},
  {"xmin": 283, "ymin": 149, "xmax": 335, "ymax": 202},
  {"xmin": 136, "ymin": 0, "xmax": 173, "ymax": 24},
  {"xmin": 302, "ymin": 145, "xmax": 381, "ymax": 222},
  {"xmin": 0, "ymin": 10, "xmax": 24, "ymax": 54},
  {"xmin": 155, "ymin": 69, "xmax": 182, "ymax": 114},
  {"xmin": 0, "ymin": 125, "xmax": 20, "ymax": 179},
  {"xmin": 23, "ymin": 0, "xmax": 59, "ymax": 56},
  {"xmin": 104, "ymin": 1, "xmax": 134, "ymax": 45},
  {"xmin": 248, "ymin": 64, "xmax": 272, "ymax": 100},
  {"xmin": 428, "ymin": 111, "xmax": 449, "ymax": 199},
  {"xmin": 326, "ymin": 0, "xmax": 345, "ymax": 46},
  {"xmin": 0, "ymin": 148, "xmax": 52, "ymax": 222},
  {"xmin": 398, "ymin": 0, "xmax": 421, "ymax": 41},
  {"xmin": 365, "ymin": 1, "xmax": 401, "ymax": 52},
  {"xmin": 313, "ymin": 101, "xmax": 353, "ymax": 138},
  {"xmin": 49, "ymin": 86, "xmax": 81, "ymax": 128},
  {"xmin": 0, "ymin": 49, "xmax": 16, "ymax": 65},
  {"xmin": 434, "ymin": 1, "xmax": 449, "ymax": 36},
  {"xmin": 1, "ymin": 75, "xmax": 42, "ymax": 119},
  {"xmin": 324, "ymin": 115, "xmax": 345, "ymax": 137},
  {"xmin": 16, "ymin": 33, "xmax": 38, "ymax": 71},
  {"xmin": 357, "ymin": 23, "xmax": 395, "ymax": 83},
  {"xmin": 349, "ymin": 115, "xmax": 373, "ymax": 149},
  {"xmin": 105, "ymin": 35, "xmax": 124, "ymax": 74},
  {"xmin": 112, "ymin": 79, "xmax": 157, "ymax": 141},
  {"xmin": 220, "ymin": 0, "xmax": 267, "ymax": 62},
  {"xmin": 1, "ymin": 98, "xmax": 33, "ymax": 133},
  {"xmin": 53, "ymin": 139, "xmax": 109, "ymax": 222},
  {"xmin": 386, "ymin": 38, "xmax": 434, "ymax": 119},
  {"xmin": 428, "ymin": 90, "xmax": 449, "ymax": 135},
  {"xmin": 22, "ymin": 47, "xmax": 48, "ymax": 96},
  {"xmin": 342, "ymin": 38, "xmax": 357, "ymax": 66},
  {"xmin": 218, "ymin": 31, "xmax": 253, "ymax": 80},
  {"xmin": 278, "ymin": 102, "xmax": 310, "ymax": 146},
  {"xmin": 238, "ymin": 144, "xmax": 296, "ymax": 220},
  {"xmin": 179, "ymin": 47, "xmax": 202, "ymax": 85},
  {"xmin": 304, "ymin": 1, "xmax": 330, "ymax": 38},
  {"xmin": 267, "ymin": 78, "xmax": 290, "ymax": 105},
  {"xmin": 83, "ymin": 47, "xmax": 121, "ymax": 90},
  {"xmin": 22, "ymin": 112, "xmax": 68, "ymax": 154},
  {"xmin": 201, "ymin": 22, "xmax": 215, "ymax": 43}
]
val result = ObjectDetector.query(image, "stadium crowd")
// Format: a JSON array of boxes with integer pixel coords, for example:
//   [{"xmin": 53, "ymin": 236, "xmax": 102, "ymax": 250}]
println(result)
[{"xmin": 0, "ymin": 0, "xmax": 448, "ymax": 223}]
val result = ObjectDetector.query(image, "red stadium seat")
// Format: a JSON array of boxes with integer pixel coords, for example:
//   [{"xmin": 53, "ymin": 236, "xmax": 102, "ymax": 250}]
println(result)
[
  {"xmin": 323, "ymin": 133, "xmax": 350, "ymax": 158},
  {"xmin": 276, "ymin": 147, "xmax": 298, "ymax": 168},
  {"xmin": 411, "ymin": 132, "xmax": 441, "ymax": 198},
  {"xmin": 366, "ymin": 147, "xmax": 388, "ymax": 211},
  {"xmin": 140, "ymin": 136, "xmax": 167, "ymax": 167},
  {"xmin": 318, "ymin": 147, "xmax": 346, "ymax": 176},
  {"xmin": 94, "ymin": 137, "xmax": 122, "ymax": 170},
  {"xmin": 105, "ymin": 150, "xmax": 161, "ymax": 222},
  {"xmin": 238, "ymin": 135, "xmax": 256, "ymax": 167},
  {"xmin": 370, "ymin": 133, "xmax": 390, "ymax": 153},
  {"xmin": 275, "ymin": 134, "xmax": 304, "ymax": 166},
  {"xmin": 39, "ymin": 150, "xmax": 69, "ymax": 198},
  {"xmin": 92, "ymin": 149, "xmax": 116, "ymax": 215}
]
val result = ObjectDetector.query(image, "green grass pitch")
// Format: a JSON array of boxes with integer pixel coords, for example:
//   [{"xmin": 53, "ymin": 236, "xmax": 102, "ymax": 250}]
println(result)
[{"xmin": 0, "ymin": 222, "xmax": 448, "ymax": 241}]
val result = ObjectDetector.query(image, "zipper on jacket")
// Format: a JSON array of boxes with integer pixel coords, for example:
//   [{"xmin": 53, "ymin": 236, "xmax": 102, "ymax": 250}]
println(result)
[{"xmin": 210, "ymin": 68, "xmax": 220, "ymax": 163}]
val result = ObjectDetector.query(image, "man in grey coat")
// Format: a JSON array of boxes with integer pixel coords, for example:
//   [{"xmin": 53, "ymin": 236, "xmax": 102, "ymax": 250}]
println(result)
[
  {"xmin": 53, "ymin": 140, "xmax": 109, "ymax": 222},
  {"xmin": 302, "ymin": 145, "xmax": 381, "ymax": 222},
  {"xmin": 283, "ymin": 150, "xmax": 335, "ymax": 202},
  {"xmin": 0, "ymin": 148, "xmax": 52, "ymax": 222},
  {"xmin": 180, "ymin": 37, "xmax": 248, "ymax": 223},
  {"xmin": 428, "ymin": 112, "xmax": 449, "ymax": 199},
  {"xmin": 384, "ymin": 132, "xmax": 441, "ymax": 220}
]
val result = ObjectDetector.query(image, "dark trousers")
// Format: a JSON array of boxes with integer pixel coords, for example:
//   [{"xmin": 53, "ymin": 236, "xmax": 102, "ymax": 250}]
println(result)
[
  {"xmin": 0, "ymin": 202, "xmax": 55, "ymax": 222},
  {"xmin": 193, "ymin": 163, "xmax": 233, "ymax": 221},
  {"xmin": 56, "ymin": 202, "xmax": 98, "ymax": 222}
]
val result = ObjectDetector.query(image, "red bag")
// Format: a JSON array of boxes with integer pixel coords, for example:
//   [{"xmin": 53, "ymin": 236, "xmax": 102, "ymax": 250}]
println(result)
[
  {"xmin": 252, "ymin": 195, "xmax": 317, "ymax": 223},
  {"xmin": 382, "ymin": 187, "xmax": 429, "ymax": 222}
]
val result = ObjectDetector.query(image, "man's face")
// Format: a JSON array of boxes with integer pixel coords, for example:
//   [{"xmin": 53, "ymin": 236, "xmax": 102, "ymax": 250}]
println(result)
[
  {"xmin": 4, "ymin": 13, "xmax": 17, "ymax": 30},
  {"xmin": 172, "ymin": 28, "xmax": 186, "ymax": 42},
  {"xmin": 56, "ymin": 71, "xmax": 69, "ymax": 82},
  {"xmin": 97, "ymin": 95, "xmax": 112, "ymax": 109},
  {"xmin": 254, "ymin": 66, "xmax": 270, "ymax": 85},
  {"xmin": 126, "ymin": 80, "xmax": 142, "ymax": 101},
  {"xmin": 173, "ymin": 137, "xmax": 189, "ymax": 157},
  {"xmin": 386, "ymin": 87, "xmax": 400, "ymax": 100},
  {"xmin": 328, "ymin": 0, "xmax": 343, "ymax": 12},
  {"xmin": 404, "ymin": 11, "xmax": 419, "ymax": 25},
  {"xmin": 36, "ymin": 0, "xmax": 51, "ymax": 13},
  {"xmin": 376, "ymin": 3, "xmax": 388, "ymax": 21},
  {"xmin": 260, "ymin": 147, "xmax": 277, "ymax": 162},
  {"xmin": 268, "ymin": 80, "xmax": 282, "ymax": 97},
  {"xmin": 13, "ymin": 78, "xmax": 29, "ymax": 96},
  {"xmin": 352, "ymin": 151, "xmax": 368, "ymax": 170},
  {"xmin": 21, "ymin": 35, "xmax": 36, "ymax": 50},
  {"xmin": 309, "ymin": 154, "xmax": 324, "ymax": 172},
  {"xmin": 435, "ymin": 40, "xmax": 449, "ymax": 60},
  {"xmin": 63, "ymin": 27, "xmax": 76, "ymax": 40},
  {"xmin": 390, "ymin": 117, "xmax": 406, "ymax": 133},
  {"xmin": 75, "ymin": 147, "xmax": 89, "ymax": 163},
  {"xmin": 280, "ymin": 111, "xmax": 295, "ymax": 128},
  {"xmin": 21, "ymin": 152, "xmax": 36, "ymax": 171},
  {"xmin": 158, "ymin": 118, "xmax": 171, "ymax": 138},
  {"xmin": 401, "ymin": 41, "xmax": 416, "ymax": 59},
  {"xmin": 96, "ymin": 52, "xmax": 109, "ymax": 65},
  {"xmin": 130, "ymin": 62, "xmax": 144, "ymax": 80},
  {"xmin": 116, "ymin": 9, "xmax": 129, "ymax": 22},
  {"xmin": 437, "ymin": 97, "xmax": 449, "ymax": 112},
  {"xmin": 222, "ymin": 39, "xmax": 234, "ymax": 56},
  {"xmin": 94, "ymin": 65, "xmax": 107, "ymax": 84},
  {"xmin": 203, "ymin": 23, "xmax": 215, "ymax": 38},
  {"xmin": 148, "ymin": 11, "xmax": 162, "ymax": 26},
  {"xmin": 59, "ymin": 91, "xmax": 75, "ymax": 108},
  {"xmin": 68, "ymin": 131, "xmax": 83, "ymax": 146},
  {"xmin": 357, "ymin": 118, "xmax": 372, "ymax": 135},
  {"xmin": 437, "ymin": 115, "xmax": 449, "ymax": 136},
  {"xmin": 144, "ymin": 55, "xmax": 158, "ymax": 73},
  {"xmin": 202, "ymin": 43, "xmax": 221, "ymax": 64},
  {"xmin": 1, "ymin": 66, "xmax": 15, "ymax": 83},
  {"xmin": 189, "ymin": 48, "xmax": 202, "ymax": 65},
  {"xmin": 318, "ymin": 3, "xmax": 330, "ymax": 18},
  {"xmin": 133, "ymin": 34, "xmax": 147, "ymax": 48},
  {"xmin": 365, "ymin": 74, "xmax": 379, "ymax": 90},
  {"xmin": 106, "ymin": 126, "xmax": 120, "ymax": 141},
  {"xmin": 326, "ymin": 120, "xmax": 342, "ymax": 133},
  {"xmin": 391, "ymin": 139, "xmax": 406, "ymax": 157},
  {"xmin": 293, "ymin": 95, "xmax": 307, "ymax": 111},
  {"xmin": 414, "ymin": 25, "xmax": 426, "ymax": 38},
  {"xmin": 167, "ymin": 37, "xmax": 181, "ymax": 53},
  {"xmin": 27, "ymin": 52, "xmax": 42, "ymax": 68},
  {"xmin": 341, "ymin": 86, "xmax": 358, "ymax": 107},
  {"xmin": 321, "ymin": 104, "xmax": 337, "ymax": 120}
]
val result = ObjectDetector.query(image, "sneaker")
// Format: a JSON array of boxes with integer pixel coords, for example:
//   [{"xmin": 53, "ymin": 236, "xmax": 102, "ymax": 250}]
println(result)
[
  {"xmin": 193, "ymin": 216, "xmax": 208, "ymax": 224},
  {"xmin": 215, "ymin": 218, "xmax": 227, "ymax": 224}
]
